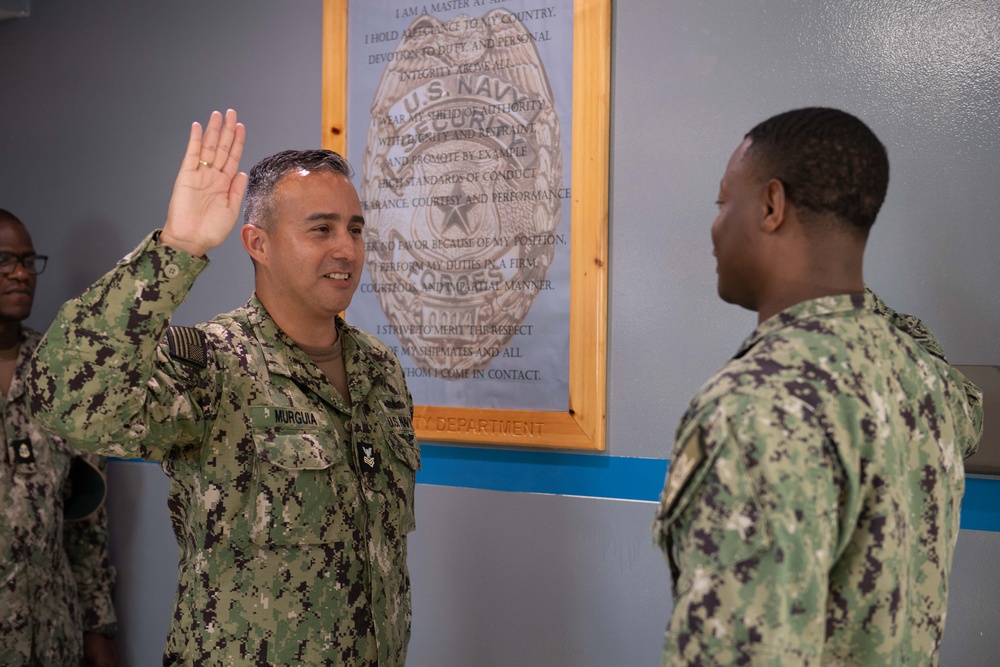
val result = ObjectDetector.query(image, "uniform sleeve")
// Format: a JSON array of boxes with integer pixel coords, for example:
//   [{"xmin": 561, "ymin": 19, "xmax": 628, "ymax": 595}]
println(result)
[
  {"xmin": 866, "ymin": 286, "xmax": 983, "ymax": 457},
  {"xmin": 62, "ymin": 453, "xmax": 117, "ymax": 635},
  {"xmin": 27, "ymin": 231, "xmax": 214, "ymax": 461},
  {"xmin": 653, "ymin": 398, "xmax": 843, "ymax": 666},
  {"xmin": 865, "ymin": 286, "xmax": 948, "ymax": 361}
]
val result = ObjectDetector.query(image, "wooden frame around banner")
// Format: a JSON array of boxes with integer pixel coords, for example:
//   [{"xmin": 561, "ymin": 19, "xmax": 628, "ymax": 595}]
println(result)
[{"xmin": 322, "ymin": 0, "xmax": 610, "ymax": 451}]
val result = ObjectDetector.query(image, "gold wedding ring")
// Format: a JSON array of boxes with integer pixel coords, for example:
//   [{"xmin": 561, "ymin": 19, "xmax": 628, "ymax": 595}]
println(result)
[{"xmin": 198, "ymin": 159, "xmax": 211, "ymax": 167}]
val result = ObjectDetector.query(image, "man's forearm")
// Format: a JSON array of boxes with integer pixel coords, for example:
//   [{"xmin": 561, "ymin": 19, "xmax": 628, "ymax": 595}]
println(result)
[{"xmin": 28, "ymin": 230, "xmax": 206, "ymax": 449}]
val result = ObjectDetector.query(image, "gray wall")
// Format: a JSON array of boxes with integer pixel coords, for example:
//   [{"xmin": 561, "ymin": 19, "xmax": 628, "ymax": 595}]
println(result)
[{"xmin": 2, "ymin": 1, "xmax": 998, "ymax": 665}]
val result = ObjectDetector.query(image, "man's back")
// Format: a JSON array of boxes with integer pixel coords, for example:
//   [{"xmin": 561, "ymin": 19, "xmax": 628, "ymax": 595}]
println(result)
[{"xmin": 655, "ymin": 292, "xmax": 981, "ymax": 665}]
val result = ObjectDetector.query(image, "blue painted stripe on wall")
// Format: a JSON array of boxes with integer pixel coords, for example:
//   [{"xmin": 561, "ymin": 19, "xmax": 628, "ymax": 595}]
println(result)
[
  {"xmin": 416, "ymin": 445, "xmax": 1000, "ymax": 532},
  {"xmin": 959, "ymin": 477, "xmax": 1000, "ymax": 532},
  {"xmin": 416, "ymin": 444, "xmax": 669, "ymax": 502},
  {"xmin": 114, "ymin": 447, "xmax": 1000, "ymax": 532}
]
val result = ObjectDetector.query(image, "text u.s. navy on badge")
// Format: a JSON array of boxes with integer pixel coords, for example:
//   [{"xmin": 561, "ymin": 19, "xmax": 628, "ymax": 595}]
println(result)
[{"xmin": 361, "ymin": 10, "xmax": 563, "ymax": 376}]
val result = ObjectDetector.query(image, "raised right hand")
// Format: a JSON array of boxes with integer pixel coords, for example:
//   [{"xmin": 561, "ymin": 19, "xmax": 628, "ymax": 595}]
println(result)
[{"xmin": 161, "ymin": 109, "xmax": 248, "ymax": 257}]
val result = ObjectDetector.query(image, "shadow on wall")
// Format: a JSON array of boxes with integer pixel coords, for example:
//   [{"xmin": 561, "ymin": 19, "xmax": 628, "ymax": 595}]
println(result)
[
  {"xmin": 406, "ymin": 486, "xmax": 670, "ymax": 666},
  {"xmin": 60, "ymin": 218, "xmax": 130, "ymax": 297},
  {"xmin": 105, "ymin": 460, "xmax": 176, "ymax": 666},
  {"xmin": 938, "ymin": 280, "xmax": 1000, "ymax": 363}
]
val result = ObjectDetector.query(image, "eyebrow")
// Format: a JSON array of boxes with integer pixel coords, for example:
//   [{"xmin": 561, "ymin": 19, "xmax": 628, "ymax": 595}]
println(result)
[{"xmin": 303, "ymin": 212, "xmax": 366, "ymax": 226}]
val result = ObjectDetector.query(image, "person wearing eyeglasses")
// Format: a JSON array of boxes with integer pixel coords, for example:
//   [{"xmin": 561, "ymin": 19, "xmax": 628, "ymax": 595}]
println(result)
[{"xmin": 0, "ymin": 209, "xmax": 119, "ymax": 667}]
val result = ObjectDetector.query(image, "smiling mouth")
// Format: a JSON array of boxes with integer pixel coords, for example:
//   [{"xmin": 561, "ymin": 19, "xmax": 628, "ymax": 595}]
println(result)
[{"xmin": 324, "ymin": 272, "xmax": 350, "ymax": 280}]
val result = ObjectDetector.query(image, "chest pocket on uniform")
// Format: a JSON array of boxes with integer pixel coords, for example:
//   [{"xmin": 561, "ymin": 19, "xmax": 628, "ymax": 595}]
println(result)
[
  {"xmin": 351, "ymin": 403, "xmax": 420, "ymax": 537},
  {"xmin": 248, "ymin": 406, "xmax": 348, "ymax": 546},
  {"xmin": 381, "ymin": 426, "xmax": 419, "ymax": 535}
]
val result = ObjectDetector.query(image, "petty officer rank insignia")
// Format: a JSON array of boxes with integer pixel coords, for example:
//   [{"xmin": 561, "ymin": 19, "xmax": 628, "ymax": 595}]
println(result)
[
  {"xmin": 358, "ymin": 442, "xmax": 376, "ymax": 471},
  {"xmin": 13, "ymin": 439, "xmax": 35, "ymax": 465},
  {"xmin": 166, "ymin": 326, "xmax": 207, "ymax": 368}
]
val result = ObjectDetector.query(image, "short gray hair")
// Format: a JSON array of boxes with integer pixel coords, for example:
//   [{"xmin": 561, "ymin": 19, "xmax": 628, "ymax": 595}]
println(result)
[{"xmin": 243, "ymin": 149, "xmax": 354, "ymax": 231}]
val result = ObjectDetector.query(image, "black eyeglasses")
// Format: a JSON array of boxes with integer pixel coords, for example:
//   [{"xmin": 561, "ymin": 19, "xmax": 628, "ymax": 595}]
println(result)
[{"xmin": 0, "ymin": 253, "xmax": 47, "ymax": 275}]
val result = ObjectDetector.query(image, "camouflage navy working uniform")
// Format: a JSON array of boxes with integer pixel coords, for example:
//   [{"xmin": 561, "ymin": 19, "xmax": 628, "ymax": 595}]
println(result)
[
  {"xmin": 28, "ymin": 232, "xmax": 420, "ymax": 666},
  {"xmin": 2, "ymin": 327, "xmax": 117, "ymax": 665},
  {"xmin": 653, "ymin": 289, "xmax": 983, "ymax": 666}
]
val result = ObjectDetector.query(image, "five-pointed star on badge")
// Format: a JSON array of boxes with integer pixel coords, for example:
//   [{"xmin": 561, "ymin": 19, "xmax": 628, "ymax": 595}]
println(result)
[{"xmin": 440, "ymin": 181, "xmax": 476, "ymax": 235}]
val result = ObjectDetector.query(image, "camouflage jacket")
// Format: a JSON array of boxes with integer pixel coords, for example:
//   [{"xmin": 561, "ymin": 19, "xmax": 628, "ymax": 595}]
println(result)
[
  {"xmin": 2, "ymin": 327, "xmax": 117, "ymax": 666},
  {"xmin": 27, "ymin": 232, "xmax": 420, "ymax": 667},
  {"xmin": 653, "ymin": 291, "xmax": 983, "ymax": 666}
]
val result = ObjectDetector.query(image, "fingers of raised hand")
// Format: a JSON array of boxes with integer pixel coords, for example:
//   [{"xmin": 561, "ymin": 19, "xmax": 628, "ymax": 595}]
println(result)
[
  {"xmin": 184, "ymin": 110, "xmax": 245, "ymax": 177},
  {"xmin": 197, "ymin": 110, "xmax": 225, "ymax": 170},
  {"xmin": 182, "ymin": 120, "xmax": 205, "ymax": 171},
  {"xmin": 210, "ymin": 109, "xmax": 240, "ymax": 171},
  {"xmin": 229, "ymin": 171, "xmax": 250, "ymax": 210},
  {"xmin": 220, "ymin": 121, "xmax": 247, "ymax": 177}
]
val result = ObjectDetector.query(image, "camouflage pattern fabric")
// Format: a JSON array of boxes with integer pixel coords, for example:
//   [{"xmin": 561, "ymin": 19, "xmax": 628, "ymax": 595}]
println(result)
[
  {"xmin": 27, "ymin": 232, "xmax": 419, "ymax": 666},
  {"xmin": 2, "ymin": 327, "xmax": 117, "ymax": 666},
  {"xmin": 653, "ymin": 291, "xmax": 983, "ymax": 666}
]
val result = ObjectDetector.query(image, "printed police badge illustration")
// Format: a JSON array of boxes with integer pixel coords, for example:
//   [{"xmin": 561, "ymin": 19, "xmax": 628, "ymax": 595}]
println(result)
[{"xmin": 361, "ymin": 9, "xmax": 562, "ymax": 376}]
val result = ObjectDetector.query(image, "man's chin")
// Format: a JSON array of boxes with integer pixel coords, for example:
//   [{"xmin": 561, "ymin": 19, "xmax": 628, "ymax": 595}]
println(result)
[
  {"xmin": 328, "ymin": 288, "xmax": 358, "ymax": 316},
  {"xmin": 716, "ymin": 283, "xmax": 736, "ymax": 305},
  {"xmin": 0, "ymin": 307, "xmax": 31, "ymax": 323},
  {"xmin": 716, "ymin": 285, "xmax": 755, "ymax": 312}
]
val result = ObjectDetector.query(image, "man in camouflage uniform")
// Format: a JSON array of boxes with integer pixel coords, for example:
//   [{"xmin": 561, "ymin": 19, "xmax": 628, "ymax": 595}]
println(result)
[
  {"xmin": 0, "ymin": 210, "xmax": 118, "ymax": 666},
  {"xmin": 652, "ymin": 108, "xmax": 983, "ymax": 665},
  {"xmin": 28, "ymin": 110, "xmax": 419, "ymax": 666}
]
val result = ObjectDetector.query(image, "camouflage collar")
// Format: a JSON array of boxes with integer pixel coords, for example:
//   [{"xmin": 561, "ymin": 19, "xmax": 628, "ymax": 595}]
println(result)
[
  {"xmin": 735, "ymin": 291, "xmax": 872, "ymax": 359},
  {"xmin": 338, "ymin": 316, "xmax": 401, "ymax": 403},
  {"xmin": 242, "ymin": 294, "xmax": 390, "ymax": 406}
]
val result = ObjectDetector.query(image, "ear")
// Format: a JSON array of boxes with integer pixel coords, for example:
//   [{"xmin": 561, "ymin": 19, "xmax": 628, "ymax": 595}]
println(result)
[
  {"xmin": 241, "ymin": 224, "xmax": 268, "ymax": 266},
  {"xmin": 760, "ymin": 178, "xmax": 787, "ymax": 233}
]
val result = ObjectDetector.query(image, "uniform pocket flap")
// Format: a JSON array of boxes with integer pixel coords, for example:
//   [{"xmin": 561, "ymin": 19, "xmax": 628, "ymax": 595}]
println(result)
[
  {"xmin": 387, "ymin": 429, "xmax": 420, "ymax": 471},
  {"xmin": 249, "ymin": 406, "xmax": 343, "ymax": 470}
]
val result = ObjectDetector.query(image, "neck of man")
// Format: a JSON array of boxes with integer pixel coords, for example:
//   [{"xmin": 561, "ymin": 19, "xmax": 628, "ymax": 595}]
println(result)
[
  {"xmin": 281, "ymin": 317, "xmax": 341, "ymax": 349},
  {"xmin": 756, "ymin": 276, "xmax": 865, "ymax": 324},
  {"xmin": 255, "ymin": 292, "xmax": 340, "ymax": 348},
  {"xmin": 755, "ymin": 231, "xmax": 866, "ymax": 324},
  {"xmin": 0, "ymin": 320, "xmax": 22, "ymax": 352}
]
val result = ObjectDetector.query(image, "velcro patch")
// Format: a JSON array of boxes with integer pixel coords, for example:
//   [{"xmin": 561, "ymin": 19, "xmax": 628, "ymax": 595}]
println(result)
[
  {"xmin": 663, "ymin": 427, "xmax": 705, "ymax": 510},
  {"xmin": 166, "ymin": 326, "xmax": 207, "ymax": 368}
]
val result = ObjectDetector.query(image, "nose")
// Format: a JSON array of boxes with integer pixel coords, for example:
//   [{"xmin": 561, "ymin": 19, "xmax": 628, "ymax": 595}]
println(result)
[
  {"xmin": 328, "ymin": 226, "xmax": 359, "ymax": 261},
  {"xmin": 7, "ymin": 260, "xmax": 33, "ymax": 280}
]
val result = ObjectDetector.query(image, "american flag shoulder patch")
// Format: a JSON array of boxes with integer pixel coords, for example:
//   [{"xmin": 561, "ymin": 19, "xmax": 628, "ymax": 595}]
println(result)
[{"xmin": 166, "ymin": 326, "xmax": 207, "ymax": 368}]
